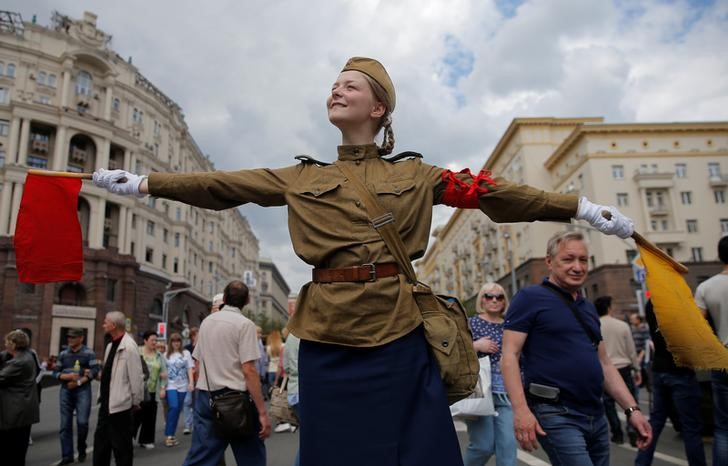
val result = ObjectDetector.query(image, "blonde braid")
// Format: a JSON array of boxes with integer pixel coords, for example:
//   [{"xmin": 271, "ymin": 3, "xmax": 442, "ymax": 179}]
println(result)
[{"xmin": 378, "ymin": 115, "xmax": 395, "ymax": 155}]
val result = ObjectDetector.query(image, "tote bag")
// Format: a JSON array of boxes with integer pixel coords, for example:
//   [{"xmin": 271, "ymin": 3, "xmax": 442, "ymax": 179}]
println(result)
[{"xmin": 449, "ymin": 356, "xmax": 496, "ymax": 418}]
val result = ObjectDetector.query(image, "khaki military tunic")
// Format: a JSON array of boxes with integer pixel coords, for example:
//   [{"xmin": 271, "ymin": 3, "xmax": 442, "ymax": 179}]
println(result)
[{"xmin": 149, "ymin": 144, "xmax": 578, "ymax": 347}]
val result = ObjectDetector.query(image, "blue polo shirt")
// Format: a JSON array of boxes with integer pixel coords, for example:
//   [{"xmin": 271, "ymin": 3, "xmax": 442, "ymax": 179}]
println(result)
[{"xmin": 504, "ymin": 279, "xmax": 604, "ymax": 417}]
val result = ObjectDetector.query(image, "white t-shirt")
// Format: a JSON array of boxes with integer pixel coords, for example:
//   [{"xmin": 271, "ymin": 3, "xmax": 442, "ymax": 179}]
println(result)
[
  {"xmin": 166, "ymin": 350, "xmax": 194, "ymax": 392},
  {"xmin": 695, "ymin": 273, "xmax": 728, "ymax": 346},
  {"xmin": 193, "ymin": 307, "xmax": 260, "ymax": 392}
]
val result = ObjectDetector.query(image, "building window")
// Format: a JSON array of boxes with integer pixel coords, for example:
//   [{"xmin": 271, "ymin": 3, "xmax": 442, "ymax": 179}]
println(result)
[
  {"xmin": 132, "ymin": 107, "xmax": 143, "ymax": 124},
  {"xmin": 146, "ymin": 220, "xmax": 155, "ymax": 236},
  {"xmin": 37, "ymin": 71, "xmax": 47, "ymax": 85},
  {"xmin": 153, "ymin": 120, "xmax": 161, "ymax": 136},
  {"xmin": 145, "ymin": 247, "xmax": 154, "ymax": 263},
  {"xmin": 0, "ymin": 149, "xmax": 5, "ymax": 167},
  {"xmin": 646, "ymin": 190, "xmax": 666, "ymax": 208},
  {"xmin": 163, "ymin": 228, "xmax": 168, "ymax": 243},
  {"xmin": 715, "ymin": 190, "xmax": 726, "ymax": 204},
  {"xmin": 0, "ymin": 119, "xmax": 9, "ymax": 136},
  {"xmin": 130, "ymin": 241, "xmax": 135, "ymax": 256},
  {"xmin": 106, "ymin": 279, "xmax": 117, "ymax": 302},
  {"xmin": 48, "ymin": 74, "xmax": 57, "ymax": 87},
  {"xmin": 0, "ymin": 88, "xmax": 8, "ymax": 105},
  {"xmin": 675, "ymin": 163, "xmax": 687, "ymax": 178},
  {"xmin": 162, "ymin": 254, "xmax": 167, "ymax": 269},
  {"xmin": 112, "ymin": 98, "xmax": 120, "ymax": 112},
  {"xmin": 38, "ymin": 95, "xmax": 52, "ymax": 105},
  {"xmin": 76, "ymin": 70, "xmax": 92, "ymax": 96},
  {"xmin": 680, "ymin": 191, "xmax": 692, "ymax": 205},
  {"xmin": 721, "ymin": 218, "xmax": 728, "ymax": 234},
  {"xmin": 173, "ymin": 258, "xmax": 179, "ymax": 274},
  {"xmin": 208, "ymin": 262, "xmax": 213, "ymax": 273},
  {"xmin": 691, "ymin": 247, "xmax": 703, "ymax": 262},
  {"xmin": 26, "ymin": 155, "xmax": 48, "ymax": 169},
  {"xmin": 686, "ymin": 219, "xmax": 698, "ymax": 233},
  {"xmin": 708, "ymin": 162, "xmax": 721, "ymax": 178},
  {"xmin": 174, "ymin": 232, "xmax": 180, "ymax": 247},
  {"xmin": 616, "ymin": 193, "xmax": 629, "ymax": 207},
  {"xmin": 176, "ymin": 207, "xmax": 181, "ymax": 221},
  {"xmin": 5, "ymin": 63, "xmax": 15, "ymax": 78},
  {"xmin": 612, "ymin": 165, "xmax": 624, "ymax": 179}
]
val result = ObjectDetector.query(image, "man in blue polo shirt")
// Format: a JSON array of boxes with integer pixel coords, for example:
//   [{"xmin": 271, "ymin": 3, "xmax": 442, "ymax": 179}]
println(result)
[{"xmin": 502, "ymin": 231, "xmax": 652, "ymax": 466}]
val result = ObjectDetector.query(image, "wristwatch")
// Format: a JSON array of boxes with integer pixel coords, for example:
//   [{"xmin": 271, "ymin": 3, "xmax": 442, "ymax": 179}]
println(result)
[{"xmin": 624, "ymin": 405, "xmax": 641, "ymax": 418}]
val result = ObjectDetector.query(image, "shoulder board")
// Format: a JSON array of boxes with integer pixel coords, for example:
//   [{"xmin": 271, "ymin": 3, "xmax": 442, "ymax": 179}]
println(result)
[
  {"xmin": 294, "ymin": 155, "xmax": 331, "ymax": 166},
  {"xmin": 381, "ymin": 151, "xmax": 423, "ymax": 163}
]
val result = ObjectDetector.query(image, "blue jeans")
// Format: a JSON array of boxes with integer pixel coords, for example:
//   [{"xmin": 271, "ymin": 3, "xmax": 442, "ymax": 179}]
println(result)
[
  {"xmin": 183, "ymin": 390, "xmax": 265, "ymax": 466},
  {"xmin": 635, "ymin": 371, "xmax": 706, "ymax": 466},
  {"xmin": 531, "ymin": 403, "xmax": 609, "ymax": 466},
  {"xmin": 183, "ymin": 389, "xmax": 194, "ymax": 430},
  {"xmin": 59, "ymin": 385, "xmax": 92, "ymax": 460},
  {"xmin": 712, "ymin": 370, "xmax": 728, "ymax": 466},
  {"xmin": 165, "ymin": 390, "xmax": 187, "ymax": 436},
  {"xmin": 464, "ymin": 393, "xmax": 517, "ymax": 466}
]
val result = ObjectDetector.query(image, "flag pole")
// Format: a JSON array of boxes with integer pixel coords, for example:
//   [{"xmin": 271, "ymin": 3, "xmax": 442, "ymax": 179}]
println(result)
[
  {"xmin": 28, "ymin": 169, "xmax": 92, "ymax": 180},
  {"xmin": 600, "ymin": 210, "xmax": 688, "ymax": 274}
]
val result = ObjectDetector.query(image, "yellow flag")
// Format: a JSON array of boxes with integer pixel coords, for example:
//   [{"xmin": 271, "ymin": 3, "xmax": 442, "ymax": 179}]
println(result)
[{"xmin": 638, "ymin": 245, "xmax": 728, "ymax": 370}]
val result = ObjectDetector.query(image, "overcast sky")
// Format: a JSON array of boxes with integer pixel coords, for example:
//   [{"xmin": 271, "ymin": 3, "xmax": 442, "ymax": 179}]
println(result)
[{"xmin": 7, "ymin": 0, "xmax": 728, "ymax": 293}]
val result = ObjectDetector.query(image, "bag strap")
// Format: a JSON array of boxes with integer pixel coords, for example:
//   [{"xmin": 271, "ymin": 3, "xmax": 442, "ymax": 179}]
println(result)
[
  {"xmin": 540, "ymin": 283, "xmax": 600, "ymax": 349},
  {"xmin": 334, "ymin": 162, "xmax": 418, "ymax": 284}
]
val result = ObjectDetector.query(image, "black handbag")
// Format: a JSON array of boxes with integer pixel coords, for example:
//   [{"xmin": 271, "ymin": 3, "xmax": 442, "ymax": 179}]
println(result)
[{"xmin": 202, "ymin": 360, "xmax": 257, "ymax": 438}]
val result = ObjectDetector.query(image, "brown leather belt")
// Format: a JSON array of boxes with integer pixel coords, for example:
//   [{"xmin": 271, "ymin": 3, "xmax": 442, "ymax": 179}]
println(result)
[{"xmin": 312, "ymin": 262, "xmax": 401, "ymax": 283}]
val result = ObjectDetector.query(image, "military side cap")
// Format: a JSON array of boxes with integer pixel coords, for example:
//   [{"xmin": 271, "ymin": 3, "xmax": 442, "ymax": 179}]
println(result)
[
  {"xmin": 342, "ymin": 57, "xmax": 396, "ymax": 112},
  {"xmin": 67, "ymin": 328, "xmax": 84, "ymax": 337}
]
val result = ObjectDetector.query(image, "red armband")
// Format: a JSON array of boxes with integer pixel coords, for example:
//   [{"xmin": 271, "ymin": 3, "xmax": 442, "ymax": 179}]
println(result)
[{"xmin": 441, "ymin": 168, "xmax": 497, "ymax": 208}]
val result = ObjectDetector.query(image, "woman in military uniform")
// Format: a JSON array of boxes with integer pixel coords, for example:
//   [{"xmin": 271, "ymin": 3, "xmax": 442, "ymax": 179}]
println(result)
[{"xmin": 93, "ymin": 57, "xmax": 633, "ymax": 466}]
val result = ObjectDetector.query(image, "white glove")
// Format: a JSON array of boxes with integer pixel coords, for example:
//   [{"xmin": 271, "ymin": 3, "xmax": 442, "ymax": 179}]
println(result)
[
  {"xmin": 575, "ymin": 196, "xmax": 634, "ymax": 239},
  {"xmin": 92, "ymin": 169, "xmax": 147, "ymax": 198}
]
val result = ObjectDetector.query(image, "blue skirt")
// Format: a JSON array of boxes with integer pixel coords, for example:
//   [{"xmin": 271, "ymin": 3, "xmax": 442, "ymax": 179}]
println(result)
[{"xmin": 298, "ymin": 325, "xmax": 463, "ymax": 466}]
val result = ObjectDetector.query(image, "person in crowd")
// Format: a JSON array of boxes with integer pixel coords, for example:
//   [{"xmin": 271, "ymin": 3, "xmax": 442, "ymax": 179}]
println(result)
[
  {"xmin": 695, "ymin": 235, "xmax": 728, "ymax": 466},
  {"xmin": 634, "ymin": 300, "xmax": 706, "ymax": 466},
  {"xmin": 629, "ymin": 313, "xmax": 651, "ymax": 394},
  {"xmin": 134, "ymin": 330, "xmax": 167, "ymax": 449},
  {"xmin": 502, "ymin": 231, "xmax": 652, "ymax": 466},
  {"xmin": 183, "ymin": 326, "xmax": 199, "ymax": 435},
  {"xmin": 211, "ymin": 293, "xmax": 224, "ymax": 313},
  {"xmin": 284, "ymin": 330, "xmax": 301, "ymax": 465},
  {"xmin": 0, "ymin": 329, "xmax": 40, "ymax": 465},
  {"xmin": 163, "ymin": 333, "xmax": 194, "ymax": 447},
  {"xmin": 183, "ymin": 281, "xmax": 269, "ymax": 466},
  {"xmin": 92, "ymin": 311, "xmax": 144, "ymax": 466},
  {"xmin": 93, "ymin": 56, "xmax": 636, "ymax": 466},
  {"xmin": 464, "ymin": 282, "xmax": 516, "ymax": 466},
  {"xmin": 255, "ymin": 326, "xmax": 269, "ymax": 400},
  {"xmin": 54, "ymin": 328, "xmax": 100, "ymax": 464},
  {"xmin": 595, "ymin": 296, "xmax": 641, "ymax": 447},
  {"xmin": 266, "ymin": 330, "xmax": 283, "ymax": 394}
]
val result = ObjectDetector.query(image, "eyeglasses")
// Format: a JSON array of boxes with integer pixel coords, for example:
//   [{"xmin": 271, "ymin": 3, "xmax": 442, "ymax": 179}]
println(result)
[{"xmin": 483, "ymin": 293, "xmax": 505, "ymax": 301}]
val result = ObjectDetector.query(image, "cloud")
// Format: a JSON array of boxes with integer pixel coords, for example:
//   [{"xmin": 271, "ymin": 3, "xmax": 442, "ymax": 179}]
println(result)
[{"xmin": 7, "ymin": 0, "xmax": 727, "ymax": 292}]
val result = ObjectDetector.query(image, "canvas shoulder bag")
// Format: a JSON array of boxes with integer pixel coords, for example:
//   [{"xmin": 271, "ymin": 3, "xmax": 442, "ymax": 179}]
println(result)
[{"xmin": 335, "ymin": 162, "xmax": 479, "ymax": 404}]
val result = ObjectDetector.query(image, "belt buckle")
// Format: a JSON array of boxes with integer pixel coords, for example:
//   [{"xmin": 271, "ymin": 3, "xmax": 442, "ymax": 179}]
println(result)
[{"xmin": 363, "ymin": 263, "xmax": 376, "ymax": 282}]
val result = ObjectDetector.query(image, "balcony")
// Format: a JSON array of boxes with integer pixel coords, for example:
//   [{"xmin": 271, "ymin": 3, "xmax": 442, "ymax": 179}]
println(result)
[
  {"xmin": 648, "ymin": 205, "xmax": 670, "ymax": 216},
  {"xmin": 642, "ymin": 230, "xmax": 684, "ymax": 246},
  {"xmin": 709, "ymin": 174, "xmax": 728, "ymax": 187},
  {"xmin": 633, "ymin": 171, "xmax": 674, "ymax": 189},
  {"xmin": 31, "ymin": 140, "xmax": 50, "ymax": 153}
]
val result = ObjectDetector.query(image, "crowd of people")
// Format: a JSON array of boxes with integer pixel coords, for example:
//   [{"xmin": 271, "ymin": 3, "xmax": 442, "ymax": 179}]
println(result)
[{"xmin": 2, "ymin": 55, "xmax": 726, "ymax": 466}]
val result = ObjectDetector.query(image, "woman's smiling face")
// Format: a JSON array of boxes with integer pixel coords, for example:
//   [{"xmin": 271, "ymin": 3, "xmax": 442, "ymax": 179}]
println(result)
[{"xmin": 327, "ymin": 70, "xmax": 384, "ymax": 131}]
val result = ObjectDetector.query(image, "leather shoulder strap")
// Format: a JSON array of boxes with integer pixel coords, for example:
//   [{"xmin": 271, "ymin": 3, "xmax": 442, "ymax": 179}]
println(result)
[
  {"xmin": 381, "ymin": 151, "xmax": 423, "ymax": 163},
  {"xmin": 294, "ymin": 155, "xmax": 331, "ymax": 166}
]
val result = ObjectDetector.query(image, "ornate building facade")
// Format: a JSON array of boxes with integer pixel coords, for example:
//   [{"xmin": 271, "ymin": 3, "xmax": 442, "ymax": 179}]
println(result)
[
  {"xmin": 0, "ymin": 11, "xmax": 262, "ymax": 357},
  {"xmin": 416, "ymin": 117, "xmax": 727, "ymax": 314},
  {"xmin": 257, "ymin": 257, "xmax": 291, "ymax": 329}
]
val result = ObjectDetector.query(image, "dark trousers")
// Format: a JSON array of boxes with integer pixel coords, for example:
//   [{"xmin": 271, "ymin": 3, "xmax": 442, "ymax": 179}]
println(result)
[
  {"xmin": 93, "ymin": 405, "xmax": 134, "ymax": 466},
  {"xmin": 298, "ymin": 325, "xmax": 463, "ymax": 466},
  {"xmin": 133, "ymin": 393, "xmax": 157, "ymax": 445},
  {"xmin": 0, "ymin": 425, "xmax": 32, "ymax": 466},
  {"xmin": 603, "ymin": 366, "xmax": 636, "ymax": 440}
]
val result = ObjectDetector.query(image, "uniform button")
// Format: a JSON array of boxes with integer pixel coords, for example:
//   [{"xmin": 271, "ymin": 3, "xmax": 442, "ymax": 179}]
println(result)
[
  {"xmin": 355, "ymin": 201, "xmax": 361, "ymax": 207},
  {"xmin": 355, "ymin": 160, "xmax": 361, "ymax": 165},
  {"xmin": 394, "ymin": 187, "xmax": 400, "ymax": 194}
]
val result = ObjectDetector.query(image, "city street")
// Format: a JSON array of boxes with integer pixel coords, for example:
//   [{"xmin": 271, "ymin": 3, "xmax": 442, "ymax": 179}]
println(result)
[{"xmin": 27, "ymin": 385, "xmax": 710, "ymax": 465}]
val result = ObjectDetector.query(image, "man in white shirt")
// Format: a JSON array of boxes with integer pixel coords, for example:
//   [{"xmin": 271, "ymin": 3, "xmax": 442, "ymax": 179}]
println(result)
[{"xmin": 183, "ymin": 281, "xmax": 270, "ymax": 466}]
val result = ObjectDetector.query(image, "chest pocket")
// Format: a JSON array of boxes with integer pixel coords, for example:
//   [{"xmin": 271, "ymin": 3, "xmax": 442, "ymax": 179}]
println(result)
[
  {"xmin": 297, "ymin": 181, "xmax": 341, "ymax": 198},
  {"xmin": 372, "ymin": 178, "xmax": 416, "ymax": 213}
]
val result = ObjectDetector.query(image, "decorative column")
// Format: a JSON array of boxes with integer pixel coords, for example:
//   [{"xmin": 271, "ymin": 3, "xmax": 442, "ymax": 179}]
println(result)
[
  {"xmin": 8, "ymin": 182, "xmax": 24, "ymax": 233},
  {"xmin": 16, "ymin": 119, "xmax": 30, "ymax": 165},
  {"xmin": 123, "ymin": 149, "xmax": 131, "ymax": 171},
  {"xmin": 87, "ymin": 196, "xmax": 106, "ymax": 249},
  {"xmin": 60, "ymin": 59, "xmax": 73, "ymax": 108},
  {"xmin": 51, "ymin": 126, "xmax": 68, "ymax": 171},
  {"xmin": 96, "ymin": 137, "xmax": 110, "ymax": 171},
  {"xmin": 118, "ymin": 205, "xmax": 128, "ymax": 254},
  {"xmin": 0, "ymin": 181, "xmax": 14, "ymax": 235},
  {"xmin": 103, "ymin": 78, "xmax": 113, "ymax": 121},
  {"xmin": 6, "ymin": 117, "xmax": 21, "ymax": 164}
]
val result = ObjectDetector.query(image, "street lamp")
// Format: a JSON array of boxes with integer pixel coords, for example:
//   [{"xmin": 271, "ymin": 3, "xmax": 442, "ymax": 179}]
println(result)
[
  {"xmin": 503, "ymin": 232, "xmax": 517, "ymax": 296},
  {"xmin": 162, "ymin": 286, "xmax": 191, "ymax": 337}
]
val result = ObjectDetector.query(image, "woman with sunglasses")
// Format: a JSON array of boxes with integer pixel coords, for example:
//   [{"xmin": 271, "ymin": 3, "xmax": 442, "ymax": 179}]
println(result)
[
  {"xmin": 465, "ymin": 283, "xmax": 517, "ymax": 466},
  {"xmin": 163, "ymin": 333, "xmax": 194, "ymax": 447}
]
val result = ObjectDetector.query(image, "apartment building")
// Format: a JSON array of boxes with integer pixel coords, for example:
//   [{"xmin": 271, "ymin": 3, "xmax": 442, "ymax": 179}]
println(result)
[
  {"xmin": 416, "ymin": 117, "xmax": 727, "ymax": 314},
  {"xmin": 257, "ymin": 257, "xmax": 291, "ymax": 328},
  {"xmin": 0, "ymin": 11, "xmax": 263, "ymax": 357}
]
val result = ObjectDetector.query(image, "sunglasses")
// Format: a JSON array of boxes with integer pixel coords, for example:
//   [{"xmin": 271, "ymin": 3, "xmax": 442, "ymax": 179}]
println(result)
[{"xmin": 483, "ymin": 293, "xmax": 505, "ymax": 301}]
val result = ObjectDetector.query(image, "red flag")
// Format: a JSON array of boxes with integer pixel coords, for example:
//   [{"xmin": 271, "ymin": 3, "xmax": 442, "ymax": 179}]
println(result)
[{"xmin": 14, "ymin": 174, "xmax": 83, "ymax": 283}]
